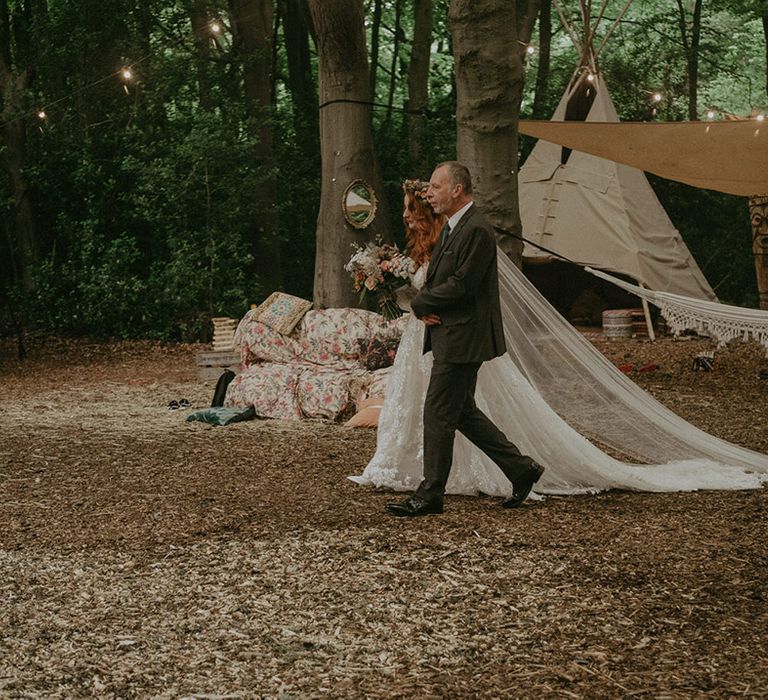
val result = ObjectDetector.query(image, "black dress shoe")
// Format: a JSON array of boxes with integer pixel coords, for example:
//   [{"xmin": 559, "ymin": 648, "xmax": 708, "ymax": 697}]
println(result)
[
  {"xmin": 502, "ymin": 461, "xmax": 545, "ymax": 508},
  {"xmin": 386, "ymin": 495, "xmax": 444, "ymax": 517}
]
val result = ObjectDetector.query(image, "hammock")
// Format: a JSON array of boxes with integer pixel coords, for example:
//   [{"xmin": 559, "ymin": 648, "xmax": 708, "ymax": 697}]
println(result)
[{"xmin": 586, "ymin": 267, "xmax": 768, "ymax": 353}]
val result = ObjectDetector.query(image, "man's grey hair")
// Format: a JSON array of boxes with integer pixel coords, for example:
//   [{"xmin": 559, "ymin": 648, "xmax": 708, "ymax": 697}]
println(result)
[{"xmin": 436, "ymin": 161, "xmax": 473, "ymax": 195}]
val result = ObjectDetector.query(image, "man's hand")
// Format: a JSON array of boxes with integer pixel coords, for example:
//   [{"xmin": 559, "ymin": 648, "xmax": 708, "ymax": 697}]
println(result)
[{"xmin": 419, "ymin": 313, "xmax": 442, "ymax": 326}]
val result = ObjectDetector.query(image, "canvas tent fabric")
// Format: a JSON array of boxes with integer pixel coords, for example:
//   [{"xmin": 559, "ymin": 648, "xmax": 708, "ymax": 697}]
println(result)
[
  {"xmin": 519, "ymin": 118, "xmax": 768, "ymax": 198},
  {"xmin": 519, "ymin": 76, "xmax": 717, "ymax": 301}
]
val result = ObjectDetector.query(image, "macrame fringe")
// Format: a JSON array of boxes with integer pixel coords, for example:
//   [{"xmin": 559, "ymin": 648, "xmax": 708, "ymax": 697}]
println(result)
[{"xmin": 586, "ymin": 267, "xmax": 768, "ymax": 354}]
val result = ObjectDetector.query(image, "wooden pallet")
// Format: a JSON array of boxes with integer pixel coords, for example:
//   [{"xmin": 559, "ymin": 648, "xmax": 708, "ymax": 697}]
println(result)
[
  {"xmin": 196, "ymin": 350, "xmax": 240, "ymax": 382},
  {"xmin": 211, "ymin": 316, "xmax": 238, "ymax": 351}
]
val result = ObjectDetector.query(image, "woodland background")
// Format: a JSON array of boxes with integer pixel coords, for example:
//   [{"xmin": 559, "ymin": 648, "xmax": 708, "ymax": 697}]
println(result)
[{"xmin": 1, "ymin": 0, "xmax": 767, "ymax": 343}]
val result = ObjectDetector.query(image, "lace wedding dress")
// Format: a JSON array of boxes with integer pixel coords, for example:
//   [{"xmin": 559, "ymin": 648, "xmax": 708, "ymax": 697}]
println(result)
[{"xmin": 350, "ymin": 259, "xmax": 768, "ymax": 496}]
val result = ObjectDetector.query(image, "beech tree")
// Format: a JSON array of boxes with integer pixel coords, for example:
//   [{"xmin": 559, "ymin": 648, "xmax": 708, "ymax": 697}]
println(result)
[
  {"xmin": 450, "ymin": 0, "xmax": 539, "ymax": 264},
  {"xmin": 307, "ymin": 0, "xmax": 390, "ymax": 308},
  {"xmin": 0, "ymin": 0, "xmax": 44, "ymax": 295},
  {"xmin": 407, "ymin": 0, "xmax": 433, "ymax": 175},
  {"xmin": 230, "ymin": 0, "xmax": 282, "ymax": 291}
]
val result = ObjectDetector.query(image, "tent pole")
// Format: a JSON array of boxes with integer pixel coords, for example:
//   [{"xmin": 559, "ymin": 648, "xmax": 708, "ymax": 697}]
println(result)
[
  {"xmin": 595, "ymin": 0, "xmax": 634, "ymax": 56},
  {"xmin": 640, "ymin": 284, "xmax": 656, "ymax": 340},
  {"xmin": 553, "ymin": 0, "xmax": 583, "ymax": 55}
]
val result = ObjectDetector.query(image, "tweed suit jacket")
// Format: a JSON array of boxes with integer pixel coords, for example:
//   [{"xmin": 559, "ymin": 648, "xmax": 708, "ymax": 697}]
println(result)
[{"xmin": 410, "ymin": 203, "xmax": 507, "ymax": 363}]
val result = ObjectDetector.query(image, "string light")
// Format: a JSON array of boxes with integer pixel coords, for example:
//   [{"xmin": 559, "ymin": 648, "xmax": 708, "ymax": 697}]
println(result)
[
  {"xmin": 120, "ymin": 67, "xmax": 135, "ymax": 95},
  {"xmin": 210, "ymin": 21, "xmax": 221, "ymax": 34},
  {"xmin": 37, "ymin": 110, "xmax": 47, "ymax": 120},
  {"xmin": 586, "ymin": 73, "xmax": 595, "ymax": 82},
  {"xmin": 652, "ymin": 92, "xmax": 663, "ymax": 103},
  {"xmin": 706, "ymin": 109, "xmax": 716, "ymax": 120},
  {"xmin": 526, "ymin": 45, "xmax": 536, "ymax": 55},
  {"xmin": 756, "ymin": 114, "xmax": 765, "ymax": 122}
]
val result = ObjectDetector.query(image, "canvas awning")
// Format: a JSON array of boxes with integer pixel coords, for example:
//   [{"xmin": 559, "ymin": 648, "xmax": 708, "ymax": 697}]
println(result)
[{"xmin": 518, "ymin": 119, "xmax": 768, "ymax": 197}]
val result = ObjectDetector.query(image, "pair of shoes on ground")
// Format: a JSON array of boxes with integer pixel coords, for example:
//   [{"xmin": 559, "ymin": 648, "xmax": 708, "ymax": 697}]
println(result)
[
  {"xmin": 167, "ymin": 399, "xmax": 191, "ymax": 410},
  {"xmin": 386, "ymin": 460, "xmax": 545, "ymax": 517}
]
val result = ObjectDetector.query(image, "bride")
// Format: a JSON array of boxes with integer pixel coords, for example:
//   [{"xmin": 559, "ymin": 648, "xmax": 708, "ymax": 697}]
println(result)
[{"xmin": 350, "ymin": 180, "xmax": 768, "ymax": 497}]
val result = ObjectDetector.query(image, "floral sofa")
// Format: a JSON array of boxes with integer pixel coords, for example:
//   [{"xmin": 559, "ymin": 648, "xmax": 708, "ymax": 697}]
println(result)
[{"xmin": 224, "ymin": 304, "xmax": 406, "ymax": 421}]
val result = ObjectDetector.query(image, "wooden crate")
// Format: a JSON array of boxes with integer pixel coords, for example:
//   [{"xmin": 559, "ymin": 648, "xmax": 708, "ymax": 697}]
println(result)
[{"xmin": 196, "ymin": 350, "xmax": 240, "ymax": 382}]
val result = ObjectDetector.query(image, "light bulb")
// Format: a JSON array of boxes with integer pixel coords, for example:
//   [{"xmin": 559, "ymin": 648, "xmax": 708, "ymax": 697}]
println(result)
[
  {"xmin": 526, "ymin": 45, "xmax": 535, "ymax": 55},
  {"xmin": 211, "ymin": 22, "xmax": 221, "ymax": 33},
  {"xmin": 757, "ymin": 114, "xmax": 765, "ymax": 122},
  {"xmin": 652, "ymin": 93, "xmax": 662, "ymax": 103},
  {"xmin": 37, "ymin": 110, "xmax": 46, "ymax": 120},
  {"xmin": 121, "ymin": 68, "xmax": 133, "ymax": 81},
  {"xmin": 706, "ymin": 110, "xmax": 715, "ymax": 120},
  {"xmin": 586, "ymin": 73, "xmax": 595, "ymax": 82}
]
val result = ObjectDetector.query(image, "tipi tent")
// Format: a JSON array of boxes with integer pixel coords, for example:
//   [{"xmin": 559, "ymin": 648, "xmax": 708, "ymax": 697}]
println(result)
[
  {"xmin": 518, "ymin": 0, "xmax": 716, "ymax": 302},
  {"xmin": 519, "ymin": 74, "xmax": 716, "ymax": 302}
]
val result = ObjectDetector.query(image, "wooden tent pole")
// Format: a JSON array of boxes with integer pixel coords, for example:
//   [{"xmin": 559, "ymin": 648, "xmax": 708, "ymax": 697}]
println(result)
[
  {"xmin": 595, "ymin": 0, "xmax": 634, "ymax": 57},
  {"xmin": 553, "ymin": 0, "xmax": 583, "ymax": 55},
  {"xmin": 640, "ymin": 283, "xmax": 656, "ymax": 340}
]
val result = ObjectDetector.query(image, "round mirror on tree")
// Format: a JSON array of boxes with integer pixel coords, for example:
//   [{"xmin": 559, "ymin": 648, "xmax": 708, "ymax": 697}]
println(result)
[{"xmin": 342, "ymin": 179, "xmax": 377, "ymax": 229}]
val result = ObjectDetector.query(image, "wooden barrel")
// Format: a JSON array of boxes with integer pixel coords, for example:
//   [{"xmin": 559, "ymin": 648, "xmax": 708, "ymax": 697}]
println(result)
[
  {"xmin": 602, "ymin": 309, "xmax": 633, "ymax": 339},
  {"xmin": 630, "ymin": 308, "xmax": 648, "ymax": 338}
]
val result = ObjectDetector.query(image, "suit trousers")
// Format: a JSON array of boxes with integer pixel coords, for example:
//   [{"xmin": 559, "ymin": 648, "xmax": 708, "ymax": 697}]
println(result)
[{"xmin": 415, "ymin": 361, "xmax": 534, "ymax": 504}]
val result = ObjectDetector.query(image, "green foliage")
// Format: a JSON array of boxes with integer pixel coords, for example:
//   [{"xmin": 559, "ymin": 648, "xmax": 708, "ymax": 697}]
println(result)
[{"xmin": 1, "ymin": 0, "xmax": 766, "ymax": 343}]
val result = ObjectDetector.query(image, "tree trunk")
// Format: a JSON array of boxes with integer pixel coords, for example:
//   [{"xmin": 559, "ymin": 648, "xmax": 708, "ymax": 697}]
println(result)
[
  {"xmin": 450, "ymin": 0, "xmax": 528, "ymax": 265},
  {"xmin": 189, "ymin": 0, "xmax": 214, "ymax": 109},
  {"xmin": 230, "ymin": 0, "xmax": 282, "ymax": 292},
  {"xmin": 383, "ymin": 0, "xmax": 403, "ymax": 130},
  {"xmin": 0, "ymin": 0, "xmax": 38, "ymax": 296},
  {"xmin": 531, "ymin": 0, "xmax": 551, "ymax": 119},
  {"xmin": 369, "ymin": 0, "xmax": 382, "ymax": 101},
  {"xmin": 278, "ymin": 0, "xmax": 317, "ymax": 139},
  {"xmin": 307, "ymin": 0, "xmax": 391, "ymax": 308},
  {"xmin": 516, "ymin": 0, "xmax": 540, "ymax": 44},
  {"xmin": 688, "ymin": 0, "xmax": 702, "ymax": 121},
  {"xmin": 676, "ymin": 0, "xmax": 702, "ymax": 121},
  {"xmin": 762, "ymin": 11, "xmax": 768, "ymax": 98},
  {"xmin": 1, "ymin": 112, "xmax": 37, "ymax": 294},
  {"xmin": 407, "ymin": 0, "xmax": 432, "ymax": 175}
]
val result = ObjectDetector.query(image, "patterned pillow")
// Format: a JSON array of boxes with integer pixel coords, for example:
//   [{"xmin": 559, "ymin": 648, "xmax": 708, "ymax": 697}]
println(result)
[
  {"xmin": 357, "ymin": 337, "xmax": 400, "ymax": 371},
  {"xmin": 344, "ymin": 396, "xmax": 386, "ymax": 428},
  {"xmin": 256, "ymin": 292, "xmax": 313, "ymax": 336}
]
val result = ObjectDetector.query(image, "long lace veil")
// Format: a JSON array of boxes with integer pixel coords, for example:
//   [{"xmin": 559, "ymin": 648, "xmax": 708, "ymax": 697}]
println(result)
[{"xmin": 496, "ymin": 252, "xmax": 768, "ymax": 472}]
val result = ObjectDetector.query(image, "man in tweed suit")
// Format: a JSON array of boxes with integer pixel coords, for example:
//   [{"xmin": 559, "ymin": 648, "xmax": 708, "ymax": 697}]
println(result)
[{"xmin": 386, "ymin": 161, "xmax": 544, "ymax": 517}]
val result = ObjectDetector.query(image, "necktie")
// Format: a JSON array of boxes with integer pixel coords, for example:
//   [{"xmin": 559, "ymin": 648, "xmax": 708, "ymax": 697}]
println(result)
[{"xmin": 439, "ymin": 222, "xmax": 450, "ymax": 246}]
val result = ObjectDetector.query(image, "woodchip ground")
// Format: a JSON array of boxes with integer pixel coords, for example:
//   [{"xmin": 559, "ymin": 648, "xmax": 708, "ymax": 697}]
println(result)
[{"xmin": 1, "ymin": 335, "xmax": 767, "ymax": 698}]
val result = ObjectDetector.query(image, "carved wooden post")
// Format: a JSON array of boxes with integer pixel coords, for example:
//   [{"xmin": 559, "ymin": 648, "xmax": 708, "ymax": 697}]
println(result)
[{"xmin": 748, "ymin": 194, "xmax": 768, "ymax": 310}]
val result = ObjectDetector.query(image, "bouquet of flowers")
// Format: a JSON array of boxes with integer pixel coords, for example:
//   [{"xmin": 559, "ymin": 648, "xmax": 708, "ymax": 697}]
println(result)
[{"xmin": 345, "ymin": 238, "xmax": 417, "ymax": 320}]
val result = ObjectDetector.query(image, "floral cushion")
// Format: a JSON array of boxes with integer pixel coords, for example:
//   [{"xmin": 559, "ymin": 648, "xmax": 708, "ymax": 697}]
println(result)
[
  {"xmin": 234, "ymin": 314, "xmax": 305, "ymax": 367},
  {"xmin": 224, "ymin": 362, "xmax": 369, "ymax": 421},
  {"xmin": 225, "ymin": 363, "xmax": 304, "ymax": 420},
  {"xmin": 256, "ymin": 292, "xmax": 313, "ymax": 336},
  {"xmin": 299, "ymin": 308, "xmax": 382, "ymax": 363},
  {"xmin": 357, "ymin": 337, "xmax": 399, "ymax": 371}
]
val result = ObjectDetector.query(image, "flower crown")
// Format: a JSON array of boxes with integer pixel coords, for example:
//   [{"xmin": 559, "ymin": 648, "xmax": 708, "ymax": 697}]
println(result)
[{"xmin": 403, "ymin": 179, "xmax": 430, "ymax": 201}]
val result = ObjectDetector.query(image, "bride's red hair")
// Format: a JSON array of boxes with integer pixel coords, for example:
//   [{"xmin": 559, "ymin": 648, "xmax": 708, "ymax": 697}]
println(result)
[{"xmin": 403, "ymin": 180, "xmax": 444, "ymax": 267}]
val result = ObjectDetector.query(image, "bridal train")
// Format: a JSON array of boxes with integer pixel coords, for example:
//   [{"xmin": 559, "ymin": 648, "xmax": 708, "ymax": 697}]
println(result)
[{"xmin": 350, "ymin": 258, "xmax": 768, "ymax": 496}]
